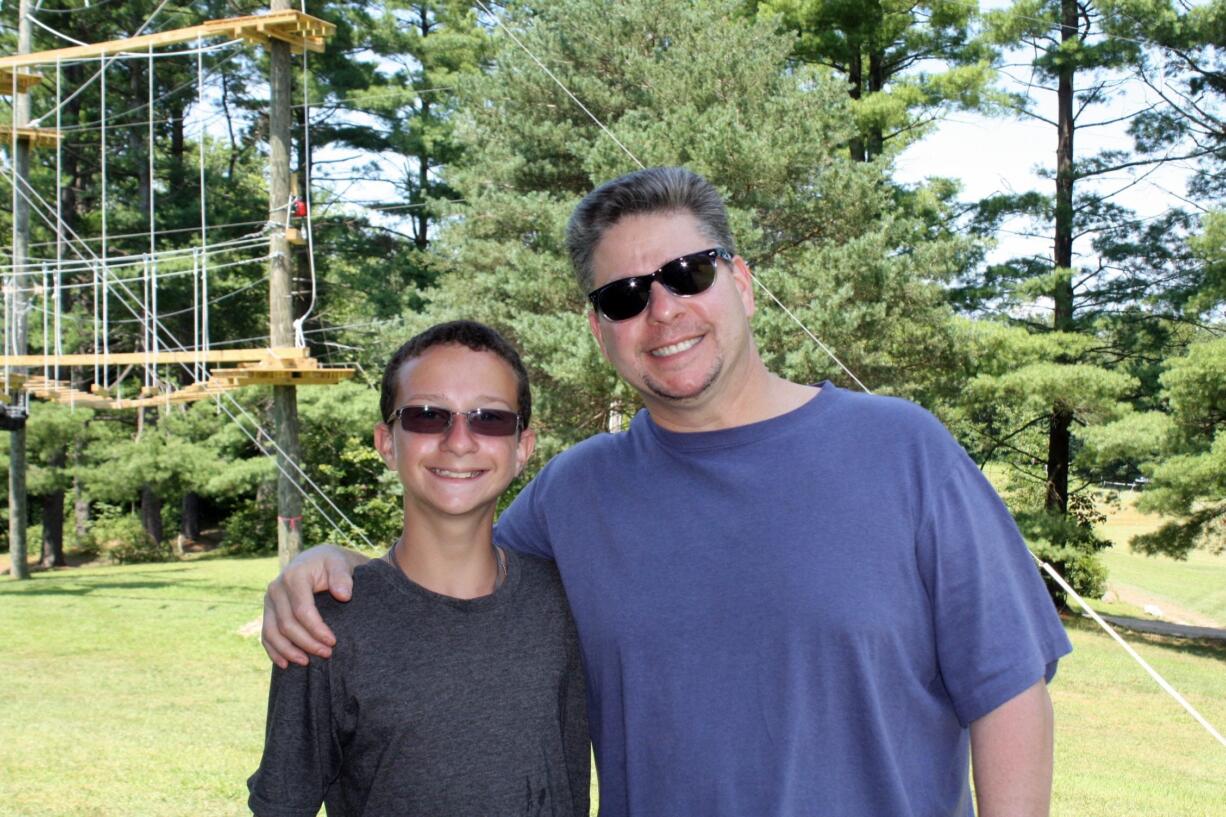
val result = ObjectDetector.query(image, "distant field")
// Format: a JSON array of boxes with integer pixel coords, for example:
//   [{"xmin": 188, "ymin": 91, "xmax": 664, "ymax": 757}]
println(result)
[
  {"xmin": 1, "ymin": 527, "xmax": 1223, "ymax": 816},
  {"xmin": 1095, "ymin": 492, "xmax": 1226, "ymax": 626}
]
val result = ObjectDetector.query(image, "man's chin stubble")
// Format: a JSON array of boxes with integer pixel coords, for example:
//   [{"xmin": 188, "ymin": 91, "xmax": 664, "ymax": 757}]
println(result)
[{"xmin": 643, "ymin": 359, "xmax": 723, "ymax": 403}]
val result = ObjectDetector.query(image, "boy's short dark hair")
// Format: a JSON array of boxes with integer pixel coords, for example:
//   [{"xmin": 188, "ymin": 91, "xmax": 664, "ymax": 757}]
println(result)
[{"xmin": 380, "ymin": 320, "xmax": 532, "ymax": 430}]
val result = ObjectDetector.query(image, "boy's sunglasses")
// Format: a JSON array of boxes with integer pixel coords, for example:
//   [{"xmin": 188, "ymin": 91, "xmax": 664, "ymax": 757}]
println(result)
[
  {"xmin": 587, "ymin": 247, "xmax": 733, "ymax": 322},
  {"xmin": 387, "ymin": 405, "xmax": 521, "ymax": 437}
]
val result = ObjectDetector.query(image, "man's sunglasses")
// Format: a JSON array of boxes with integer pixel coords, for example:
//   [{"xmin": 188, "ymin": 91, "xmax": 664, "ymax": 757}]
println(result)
[
  {"xmin": 387, "ymin": 405, "xmax": 521, "ymax": 437},
  {"xmin": 587, "ymin": 247, "xmax": 733, "ymax": 322}
]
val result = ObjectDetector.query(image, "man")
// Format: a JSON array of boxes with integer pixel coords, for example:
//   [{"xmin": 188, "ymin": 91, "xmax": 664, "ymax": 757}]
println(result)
[{"xmin": 263, "ymin": 167, "xmax": 1072, "ymax": 817}]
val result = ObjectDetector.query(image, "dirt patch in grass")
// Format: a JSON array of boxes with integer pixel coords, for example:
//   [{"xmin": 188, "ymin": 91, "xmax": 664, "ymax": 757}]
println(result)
[{"xmin": 1104, "ymin": 583, "xmax": 1221, "ymax": 628}]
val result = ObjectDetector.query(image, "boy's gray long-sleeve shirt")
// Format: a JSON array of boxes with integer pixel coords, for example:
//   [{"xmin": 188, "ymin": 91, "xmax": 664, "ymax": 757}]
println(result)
[{"xmin": 248, "ymin": 549, "xmax": 589, "ymax": 817}]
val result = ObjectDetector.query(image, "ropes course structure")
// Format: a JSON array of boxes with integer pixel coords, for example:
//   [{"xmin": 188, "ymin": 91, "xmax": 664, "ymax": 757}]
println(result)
[
  {"xmin": 0, "ymin": 10, "xmax": 350, "ymax": 416},
  {"xmin": 0, "ymin": 7, "xmax": 374, "ymax": 565}
]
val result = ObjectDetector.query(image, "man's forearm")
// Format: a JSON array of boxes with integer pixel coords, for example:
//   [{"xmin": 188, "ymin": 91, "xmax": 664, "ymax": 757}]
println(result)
[{"xmin": 970, "ymin": 680, "xmax": 1055, "ymax": 817}]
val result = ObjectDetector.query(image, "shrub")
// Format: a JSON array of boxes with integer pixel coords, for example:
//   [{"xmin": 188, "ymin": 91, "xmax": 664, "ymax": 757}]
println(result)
[
  {"xmin": 222, "ymin": 499, "xmax": 276, "ymax": 556},
  {"xmin": 92, "ymin": 511, "xmax": 172, "ymax": 564}
]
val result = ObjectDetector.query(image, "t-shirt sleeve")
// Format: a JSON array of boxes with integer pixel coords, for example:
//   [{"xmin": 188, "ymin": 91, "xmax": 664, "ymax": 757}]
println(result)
[
  {"xmin": 247, "ymin": 659, "xmax": 340, "ymax": 817},
  {"xmin": 916, "ymin": 447, "xmax": 1073, "ymax": 727},
  {"xmin": 494, "ymin": 468, "xmax": 556, "ymax": 560}
]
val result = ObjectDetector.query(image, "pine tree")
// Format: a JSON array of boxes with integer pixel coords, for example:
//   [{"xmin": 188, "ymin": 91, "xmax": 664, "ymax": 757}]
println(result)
[
  {"xmin": 752, "ymin": 0, "xmax": 997, "ymax": 161},
  {"xmin": 404, "ymin": 0, "xmax": 974, "ymax": 469}
]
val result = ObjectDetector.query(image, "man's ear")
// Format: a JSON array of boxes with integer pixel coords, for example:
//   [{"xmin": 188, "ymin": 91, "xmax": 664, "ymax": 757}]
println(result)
[
  {"xmin": 373, "ymin": 421, "xmax": 396, "ymax": 469},
  {"xmin": 515, "ymin": 427, "xmax": 537, "ymax": 477},
  {"xmin": 587, "ymin": 308, "xmax": 610, "ymax": 361},
  {"xmin": 730, "ymin": 255, "xmax": 756, "ymax": 319}
]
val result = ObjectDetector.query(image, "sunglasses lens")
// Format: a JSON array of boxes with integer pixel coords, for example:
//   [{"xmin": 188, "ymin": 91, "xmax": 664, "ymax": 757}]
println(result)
[
  {"xmin": 659, "ymin": 255, "xmax": 718, "ymax": 297},
  {"xmin": 467, "ymin": 409, "xmax": 520, "ymax": 436},
  {"xmin": 595, "ymin": 277, "xmax": 652, "ymax": 322},
  {"xmin": 400, "ymin": 405, "xmax": 451, "ymax": 433},
  {"xmin": 396, "ymin": 406, "xmax": 519, "ymax": 436}
]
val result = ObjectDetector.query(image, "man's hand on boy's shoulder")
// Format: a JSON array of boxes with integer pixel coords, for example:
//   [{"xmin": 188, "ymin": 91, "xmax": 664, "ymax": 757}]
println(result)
[{"xmin": 262, "ymin": 544, "xmax": 371, "ymax": 668}]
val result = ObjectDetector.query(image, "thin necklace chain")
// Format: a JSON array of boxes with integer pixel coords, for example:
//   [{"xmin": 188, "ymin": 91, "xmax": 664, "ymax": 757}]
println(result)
[{"xmin": 385, "ymin": 538, "xmax": 509, "ymax": 591}]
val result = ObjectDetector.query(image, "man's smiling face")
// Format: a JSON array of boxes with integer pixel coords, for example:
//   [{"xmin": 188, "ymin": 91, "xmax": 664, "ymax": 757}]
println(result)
[{"xmin": 586, "ymin": 209, "xmax": 757, "ymax": 423}]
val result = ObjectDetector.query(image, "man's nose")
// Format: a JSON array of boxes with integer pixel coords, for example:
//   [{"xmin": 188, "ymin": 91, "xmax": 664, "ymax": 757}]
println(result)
[{"xmin": 645, "ymin": 279, "xmax": 683, "ymax": 321}]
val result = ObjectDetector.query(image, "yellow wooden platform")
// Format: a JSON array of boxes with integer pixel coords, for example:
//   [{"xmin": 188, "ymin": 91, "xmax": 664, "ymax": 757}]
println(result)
[
  {"xmin": 0, "ymin": 125, "xmax": 62, "ymax": 148},
  {"xmin": 0, "ymin": 69, "xmax": 42, "ymax": 93},
  {"xmin": 8, "ymin": 348, "xmax": 353, "ymax": 409},
  {"xmin": 0, "ymin": 11, "xmax": 335, "ymax": 71},
  {"xmin": 0, "ymin": 347, "xmax": 306, "ymax": 367},
  {"xmin": 210, "ymin": 351, "xmax": 354, "ymax": 387}
]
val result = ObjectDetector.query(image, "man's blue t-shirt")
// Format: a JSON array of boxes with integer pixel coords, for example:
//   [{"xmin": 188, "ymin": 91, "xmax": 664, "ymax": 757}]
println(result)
[{"xmin": 497, "ymin": 383, "xmax": 1072, "ymax": 817}]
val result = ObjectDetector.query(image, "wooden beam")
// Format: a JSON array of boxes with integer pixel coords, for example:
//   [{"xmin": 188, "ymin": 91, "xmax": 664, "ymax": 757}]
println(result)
[
  {"xmin": 0, "ymin": 11, "xmax": 335, "ymax": 70},
  {"xmin": 211, "ymin": 368, "xmax": 354, "ymax": 387},
  {"xmin": 21, "ymin": 359, "xmax": 351, "ymax": 409},
  {"xmin": 0, "ymin": 125, "xmax": 60, "ymax": 148},
  {"xmin": 0, "ymin": 347, "xmax": 307, "ymax": 367},
  {"xmin": 0, "ymin": 69, "xmax": 42, "ymax": 93}
]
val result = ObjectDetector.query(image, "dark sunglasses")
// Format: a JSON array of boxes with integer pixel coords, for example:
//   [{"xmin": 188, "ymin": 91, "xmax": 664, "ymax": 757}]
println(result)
[
  {"xmin": 387, "ymin": 405, "xmax": 521, "ymax": 437},
  {"xmin": 587, "ymin": 247, "xmax": 733, "ymax": 322}
]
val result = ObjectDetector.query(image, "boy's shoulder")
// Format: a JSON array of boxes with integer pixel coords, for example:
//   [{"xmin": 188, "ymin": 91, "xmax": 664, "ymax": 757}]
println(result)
[
  {"xmin": 314, "ymin": 557, "xmax": 398, "ymax": 631},
  {"xmin": 507, "ymin": 548, "xmax": 562, "ymax": 584},
  {"xmin": 505, "ymin": 549, "xmax": 571, "ymax": 616}
]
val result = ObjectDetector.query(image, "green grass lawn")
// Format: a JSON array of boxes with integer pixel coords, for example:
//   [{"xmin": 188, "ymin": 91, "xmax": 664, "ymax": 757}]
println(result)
[
  {"xmin": 0, "ymin": 555, "xmax": 273, "ymax": 817},
  {"xmin": 1051, "ymin": 617, "xmax": 1226, "ymax": 816},
  {"xmin": 2, "ymin": 553, "xmax": 1224, "ymax": 816}
]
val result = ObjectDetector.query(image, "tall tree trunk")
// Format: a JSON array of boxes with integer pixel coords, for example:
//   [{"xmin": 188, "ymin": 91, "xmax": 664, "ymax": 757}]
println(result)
[
  {"xmin": 131, "ymin": 59, "xmax": 151, "ymax": 221},
  {"xmin": 8, "ymin": 0, "xmax": 34, "ymax": 580},
  {"xmin": 140, "ymin": 485, "xmax": 164, "ymax": 548},
  {"xmin": 40, "ymin": 447, "xmax": 67, "ymax": 567},
  {"xmin": 847, "ymin": 49, "xmax": 866, "ymax": 162},
  {"xmin": 181, "ymin": 491, "xmax": 201, "ymax": 541},
  {"xmin": 41, "ymin": 491, "xmax": 66, "ymax": 568},
  {"xmin": 73, "ymin": 476, "xmax": 90, "ymax": 547},
  {"xmin": 221, "ymin": 71, "xmax": 239, "ymax": 180},
  {"xmin": 415, "ymin": 102, "xmax": 431, "ymax": 250},
  {"xmin": 867, "ymin": 49, "xmax": 886, "ymax": 160},
  {"xmin": 414, "ymin": 5, "xmax": 432, "ymax": 249},
  {"xmin": 1047, "ymin": 0, "xmax": 1079, "ymax": 514}
]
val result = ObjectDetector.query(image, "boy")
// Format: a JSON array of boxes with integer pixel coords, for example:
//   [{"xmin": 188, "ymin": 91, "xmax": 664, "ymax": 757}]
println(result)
[{"xmin": 248, "ymin": 320, "xmax": 589, "ymax": 817}]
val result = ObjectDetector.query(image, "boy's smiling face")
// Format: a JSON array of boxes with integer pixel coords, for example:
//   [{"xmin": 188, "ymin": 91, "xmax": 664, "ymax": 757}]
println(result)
[{"xmin": 374, "ymin": 343, "xmax": 535, "ymax": 523}]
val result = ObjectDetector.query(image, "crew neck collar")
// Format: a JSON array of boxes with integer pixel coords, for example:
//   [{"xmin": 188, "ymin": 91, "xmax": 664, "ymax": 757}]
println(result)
[{"xmin": 638, "ymin": 380, "xmax": 838, "ymax": 451}]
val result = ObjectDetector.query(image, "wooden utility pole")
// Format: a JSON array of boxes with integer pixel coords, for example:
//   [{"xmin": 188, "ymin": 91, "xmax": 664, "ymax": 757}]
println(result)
[
  {"xmin": 7, "ymin": 0, "xmax": 33, "ymax": 580},
  {"xmin": 268, "ymin": 0, "xmax": 303, "ymax": 566}
]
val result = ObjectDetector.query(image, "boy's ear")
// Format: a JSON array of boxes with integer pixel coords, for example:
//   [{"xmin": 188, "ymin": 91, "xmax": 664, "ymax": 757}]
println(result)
[
  {"xmin": 515, "ymin": 427, "xmax": 536, "ymax": 477},
  {"xmin": 374, "ymin": 421, "xmax": 396, "ymax": 469}
]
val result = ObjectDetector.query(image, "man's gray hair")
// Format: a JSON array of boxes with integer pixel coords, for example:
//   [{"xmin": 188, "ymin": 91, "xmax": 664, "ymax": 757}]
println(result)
[{"xmin": 565, "ymin": 167, "xmax": 736, "ymax": 294}]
